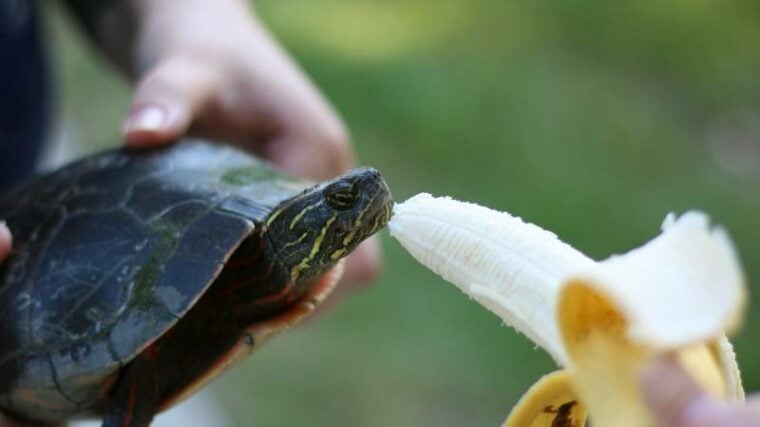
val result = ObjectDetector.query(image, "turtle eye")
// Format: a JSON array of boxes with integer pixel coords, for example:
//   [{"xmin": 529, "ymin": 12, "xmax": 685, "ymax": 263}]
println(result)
[{"xmin": 324, "ymin": 181, "xmax": 359, "ymax": 210}]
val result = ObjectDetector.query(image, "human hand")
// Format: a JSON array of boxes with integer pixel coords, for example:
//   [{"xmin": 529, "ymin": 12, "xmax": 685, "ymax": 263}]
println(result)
[
  {"xmin": 641, "ymin": 355, "xmax": 760, "ymax": 426},
  {"xmin": 114, "ymin": 0, "xmax": 379, "ymax": 288}
]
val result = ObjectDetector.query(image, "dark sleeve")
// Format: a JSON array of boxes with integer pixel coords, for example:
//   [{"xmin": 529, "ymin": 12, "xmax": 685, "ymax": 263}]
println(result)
[
  {"xmin": 60, "ymin": 0, "xmax": 116, "ymax": 40},
  {"xmin": 58, "ymin": 0, "xmax": 136, "ymax": 74},
  {"xmin": 0, "ymin": 1, "xmax": 50, "ymax": 191}
]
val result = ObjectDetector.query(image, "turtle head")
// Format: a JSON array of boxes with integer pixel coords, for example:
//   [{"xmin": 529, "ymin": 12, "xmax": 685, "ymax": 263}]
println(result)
[{"xmin": 265, "ymin": 167, "xmax": 393, "ymax": 284}]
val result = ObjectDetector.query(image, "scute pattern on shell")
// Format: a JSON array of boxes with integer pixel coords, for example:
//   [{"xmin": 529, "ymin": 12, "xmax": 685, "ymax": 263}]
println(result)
[{"xmin": 0, "ymin": 141, "xmax": 305, "ymax": 418}]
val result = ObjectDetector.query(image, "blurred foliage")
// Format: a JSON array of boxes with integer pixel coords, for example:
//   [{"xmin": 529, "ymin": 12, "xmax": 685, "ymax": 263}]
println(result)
[{"xmin": 46, "ymin": 0, "xmax": 760, "ymax": 425}]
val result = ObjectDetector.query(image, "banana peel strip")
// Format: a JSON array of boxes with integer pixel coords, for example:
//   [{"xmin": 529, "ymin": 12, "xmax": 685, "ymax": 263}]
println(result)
[
  {"xmin": 503, "ymin": 370, "xmax": 587, "ymax": 427},
  {"xmin": 558, "ymin": 212, "xmax": 746, "ymax": 426},
  {"xmin": 563, "ymin": 212, "xmax": 744, "ymax": 348},
  {"xmin": 388, "ymin": 194, "xmax": 746, "ymax": 427},
  {"xmin": 712, "ymin": 335, "xmax": 745, "ymax": 401}
]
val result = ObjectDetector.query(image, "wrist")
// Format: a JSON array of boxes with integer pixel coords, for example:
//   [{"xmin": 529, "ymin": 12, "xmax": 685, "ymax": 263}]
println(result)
[{"xmin": 132, "ymin": 0, "xmax": 262, "ymax": 76}]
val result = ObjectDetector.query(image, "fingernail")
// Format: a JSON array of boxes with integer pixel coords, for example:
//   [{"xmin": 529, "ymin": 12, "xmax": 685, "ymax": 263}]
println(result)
[{"xmin": 123, "ymin": 106, "xmax": 167, "ymax": 135}]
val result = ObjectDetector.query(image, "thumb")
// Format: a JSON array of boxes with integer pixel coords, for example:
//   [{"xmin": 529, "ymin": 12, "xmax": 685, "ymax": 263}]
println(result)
[
  {"xmin": 0, "ymin": 221, "xmax": 11, "ymax": 262},
  {"xmin": 640, "ymin": 355, "xmax": 758, "ymax": 427},
  {"xmin": 123, "ymin": 54, "xmax": 223, "ymax": 147}
]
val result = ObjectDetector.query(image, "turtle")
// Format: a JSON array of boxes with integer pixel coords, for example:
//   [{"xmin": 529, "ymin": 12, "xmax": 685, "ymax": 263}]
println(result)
[{"xmin": 0, "ymin": 140, "xmax": 393, "ymax": 427}]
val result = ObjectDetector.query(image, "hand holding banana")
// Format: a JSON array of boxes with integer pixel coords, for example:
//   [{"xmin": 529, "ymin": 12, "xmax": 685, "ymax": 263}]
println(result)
[{"xmin": 389, "ymin": 193, "xmax": 752, "ymax": 427}]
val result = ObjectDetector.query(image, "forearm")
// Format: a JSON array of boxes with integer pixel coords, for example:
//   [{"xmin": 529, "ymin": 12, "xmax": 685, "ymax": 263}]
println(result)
[
  {"xmin": 63, "ymin": 0, "xmax": 265, "ymax": 79},
  {"xmin": 62, "ymin": 0, "xmax": 137, "ymax": 75},
  {"xmin": 134, "ymin": 0, "xmax": 262, "ymax": 69}
]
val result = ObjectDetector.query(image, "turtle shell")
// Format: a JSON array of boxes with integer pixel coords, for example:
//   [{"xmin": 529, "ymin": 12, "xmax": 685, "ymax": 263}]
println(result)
[{"xmin": 0, "ymin": 141, "xmax": 308, "ymax": 418}]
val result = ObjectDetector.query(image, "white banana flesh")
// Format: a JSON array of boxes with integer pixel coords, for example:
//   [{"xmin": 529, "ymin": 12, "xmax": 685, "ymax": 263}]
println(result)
[
  {"xmin": 388, "ymin": 193, "xmax": 747, "ymax": 427},
  {"xmin": 389, "ymin": 193, "xmax": 593, "ymax": 366}
]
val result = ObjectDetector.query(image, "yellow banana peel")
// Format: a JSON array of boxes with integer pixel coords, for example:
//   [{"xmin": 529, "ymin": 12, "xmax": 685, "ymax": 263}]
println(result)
[
  {"xmin": 504, "ymin": 370, "xmax": 587, "ymax": 427},
  {"xmin": 389, "ymin": 194, "xmax": 746, "ymax": 427}
]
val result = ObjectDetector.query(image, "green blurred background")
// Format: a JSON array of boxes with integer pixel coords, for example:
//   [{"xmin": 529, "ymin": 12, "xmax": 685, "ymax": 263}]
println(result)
[{"xmin": 45, "ymin": 1, "xmax": 760, "ymax": 425}]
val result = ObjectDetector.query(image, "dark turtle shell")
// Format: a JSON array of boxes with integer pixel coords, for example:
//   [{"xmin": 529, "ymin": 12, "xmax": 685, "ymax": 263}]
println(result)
[{"xmin": 0, "ymin": 141, "xmax": 309, "ymax": 418}]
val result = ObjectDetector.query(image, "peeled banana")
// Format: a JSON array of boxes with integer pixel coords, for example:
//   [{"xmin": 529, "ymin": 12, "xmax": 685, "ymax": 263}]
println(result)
[{"xmin": 389, "ymin": 193, "xmax": 746, "ymax": 427}]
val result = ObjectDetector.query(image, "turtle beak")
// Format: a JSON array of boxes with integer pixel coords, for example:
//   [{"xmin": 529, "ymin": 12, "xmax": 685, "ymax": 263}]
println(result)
[{"xmin": 356, "ymin": 167, "xmax": 394, "ymax": 235}]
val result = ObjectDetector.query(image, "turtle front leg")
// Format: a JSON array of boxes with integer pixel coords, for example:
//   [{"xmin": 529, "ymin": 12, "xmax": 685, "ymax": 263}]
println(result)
[{"xmin": 102, "ymin": 345, "xmax": 163, "ymax": 427}]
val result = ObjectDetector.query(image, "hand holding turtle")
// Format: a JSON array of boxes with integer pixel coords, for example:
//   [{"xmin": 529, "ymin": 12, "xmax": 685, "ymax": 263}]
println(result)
[
  {"xmin": 90, "ymin": 0, "xmax": 378, "ymax": 288},
  {"xmin": 641, "ymin": 356, "xmax": 760, "ymax": 426},
  {"xmin": 121, "ymin": 0, "xmax": 352, "ymax": 179}
]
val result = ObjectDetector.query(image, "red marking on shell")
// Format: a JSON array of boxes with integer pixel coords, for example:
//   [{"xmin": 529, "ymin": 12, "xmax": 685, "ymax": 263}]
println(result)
[
  {"xmin": 254, "ymin": 281, "xmax": 294, "ymax": 305},
  {"xmin": 123, "ymin": 380, "xmax": 139, "ymax": 427},
  {"xmin": 143, "ymin": 343, "xmax": 160, "ymax": 360}
]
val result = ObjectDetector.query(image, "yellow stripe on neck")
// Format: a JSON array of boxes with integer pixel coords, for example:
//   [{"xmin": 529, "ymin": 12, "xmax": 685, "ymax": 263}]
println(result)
[{"xmin": 291, "ymin": 216, "xmax": 336, "ymax": 282}]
